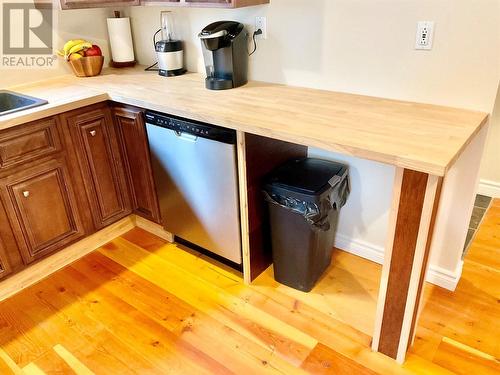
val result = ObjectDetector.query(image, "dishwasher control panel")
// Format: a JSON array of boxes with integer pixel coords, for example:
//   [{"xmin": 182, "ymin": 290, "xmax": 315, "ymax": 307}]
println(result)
[{"xmin": 145, "ymin": 111, "xmax": 236, "ymax": 144}]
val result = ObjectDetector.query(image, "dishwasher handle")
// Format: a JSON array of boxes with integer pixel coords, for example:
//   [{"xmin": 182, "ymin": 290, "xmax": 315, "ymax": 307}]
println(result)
[
  {"xmin": 174, "ymin": 130, "xmax": 198, "ymax": 142},
  {"xmin": 145, "ymin": 111, "xmax": 236, "ymax": 145}
]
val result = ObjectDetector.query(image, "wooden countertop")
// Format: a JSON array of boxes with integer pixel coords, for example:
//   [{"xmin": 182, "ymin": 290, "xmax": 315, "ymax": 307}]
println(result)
[{"xmin": 1, "ymin": 67, "xmax": 488, "ymax": 176}]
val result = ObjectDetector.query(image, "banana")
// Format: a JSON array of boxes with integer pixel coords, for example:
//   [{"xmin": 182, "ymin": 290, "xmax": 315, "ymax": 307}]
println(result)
[
  {"xmin": 69, "ymin": 52, "xmax": 84, "ymax": 61},
  {"xmin": 66, "ymin": 42, "xmax": 92, "ymax": 60},
  {"xmin": 63, "ymin": 39, "xmax": 87, "ymax": 55}
]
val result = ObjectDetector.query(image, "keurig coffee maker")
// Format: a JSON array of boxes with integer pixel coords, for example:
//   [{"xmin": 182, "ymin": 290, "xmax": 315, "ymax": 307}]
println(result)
[
  {"xmin": 199, "ymin": 21, "xmax": 248, "ymax": 90},
  {"xmin": 155, "ymin": 11, "xmax": 186, "ymax": 77}
]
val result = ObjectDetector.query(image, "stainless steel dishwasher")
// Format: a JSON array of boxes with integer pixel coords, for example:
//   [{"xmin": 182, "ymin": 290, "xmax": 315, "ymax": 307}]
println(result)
[{"xmin": 145, "ymin": 111, "xmax": 242, "ymax": 266}]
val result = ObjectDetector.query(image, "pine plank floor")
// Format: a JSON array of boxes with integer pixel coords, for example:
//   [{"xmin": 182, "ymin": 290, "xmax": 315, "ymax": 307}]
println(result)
[{"xmin": 0, "ymin": 199, "xmax": 498, "ymax": 374}]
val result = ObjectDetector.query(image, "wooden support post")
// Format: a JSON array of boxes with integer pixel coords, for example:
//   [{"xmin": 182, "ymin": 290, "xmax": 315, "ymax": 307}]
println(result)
[
  {"xmin": 236, "ymin": 131, "xmax": 253, "ymax": 284},
  {"xmin": 372, "ymin": 168, "xmax": 442, "ymax": 363}
]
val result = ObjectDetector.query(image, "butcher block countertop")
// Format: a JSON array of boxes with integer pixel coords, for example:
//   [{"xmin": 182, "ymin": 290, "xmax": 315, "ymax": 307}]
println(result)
[{"xmin": 1, "ymin": 66, "xmax": 489, "ymax": 176}]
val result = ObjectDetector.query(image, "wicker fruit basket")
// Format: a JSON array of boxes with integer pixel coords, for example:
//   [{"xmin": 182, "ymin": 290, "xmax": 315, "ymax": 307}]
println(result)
[{"xmin": 69, "ymin": 56, "xmax": 104, "ymax": 77}]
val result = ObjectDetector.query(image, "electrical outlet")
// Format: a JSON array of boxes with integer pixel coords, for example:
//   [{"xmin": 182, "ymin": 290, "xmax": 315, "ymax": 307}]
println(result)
[
  {"xmin": 255, "ymin": 16, "xmax": 267, "ymax": 39},
  {"xmin": 415, "ymin": 21, "xmax": 434, "ymax": 50}
]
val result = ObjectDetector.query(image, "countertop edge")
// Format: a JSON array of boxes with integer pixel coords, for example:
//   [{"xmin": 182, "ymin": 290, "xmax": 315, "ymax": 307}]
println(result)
[
  {"xmin": 110, "ymin": 94, "xmax": 449, "ymax": 176},
  {"xmin": 1, "ymin": 69, "xmax": 491, "ymax": 177},
  {"xmin": 0, "ymin": 93, "xmax": 110, "ymax": 129},
  {"xmin": 443, "ymin": 113, "xmax": 490, "ymax": 175}
]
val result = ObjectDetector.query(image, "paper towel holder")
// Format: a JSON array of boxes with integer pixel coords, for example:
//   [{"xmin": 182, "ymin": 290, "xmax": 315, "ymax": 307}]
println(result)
[{"xmin": 108, "ymin": 11, "xmax": 136, "ymax": 68}]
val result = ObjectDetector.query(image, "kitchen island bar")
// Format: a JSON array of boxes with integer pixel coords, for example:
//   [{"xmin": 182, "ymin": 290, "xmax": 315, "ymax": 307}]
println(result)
[{"xmin": 1, "ymin": 67, "xmax": 489, "ymax": 363}]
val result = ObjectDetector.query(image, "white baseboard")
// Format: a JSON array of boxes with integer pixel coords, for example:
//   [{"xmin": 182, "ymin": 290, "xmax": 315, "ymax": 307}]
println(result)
[
  {"xmin": 334, "ymin": 233, "xmax": 462, "ymax": 291},
  {"xmin": 426, "ymin": 262, "xmax": 463, "ymax": 292},
  {"xmin": 334, "ymin": 234, "xmax": 385, "ymax": 264},
  {"xmin": 478, "ymin": 179, "xmax": 500, "ymax": 198}
]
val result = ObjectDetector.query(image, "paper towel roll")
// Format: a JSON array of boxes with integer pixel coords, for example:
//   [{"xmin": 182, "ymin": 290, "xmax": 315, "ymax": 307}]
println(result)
[{"xmin": 107, "ymin": 17, "xmax": 135, "ymax": 63}]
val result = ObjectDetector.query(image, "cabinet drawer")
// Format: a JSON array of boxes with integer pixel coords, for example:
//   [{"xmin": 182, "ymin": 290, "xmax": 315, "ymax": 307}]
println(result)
[
  {"xmin": 0, "ymin": 157, "xmax": 85, "ymax": 264},
  {"xmin": 0, "ymin": 118, "xmax": 62, "ymax": 170}
]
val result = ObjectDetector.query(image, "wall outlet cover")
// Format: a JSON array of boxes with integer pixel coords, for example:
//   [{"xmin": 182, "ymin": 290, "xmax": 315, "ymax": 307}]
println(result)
[
  {"xmin": 415, "ymin": 21, "xmax": 435, "ymax": 50},
  {"xmin": 255, "ymin": 16, "xmax": 267, "ymax": 40}
]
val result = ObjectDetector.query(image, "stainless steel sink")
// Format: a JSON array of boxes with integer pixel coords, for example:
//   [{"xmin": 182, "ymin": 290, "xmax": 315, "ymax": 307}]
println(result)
[{"xmin": 0, "ymin": 90, "xmax": 48, "ymax": 116}]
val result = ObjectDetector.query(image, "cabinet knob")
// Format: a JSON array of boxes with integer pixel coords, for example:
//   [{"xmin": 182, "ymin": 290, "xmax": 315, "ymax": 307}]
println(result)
[
  {"xmin": 90, "ymin": 130, "xmax": 97, "ymax": 137},
  {"xmin": 23, "ymin": 191, "xmax": 30, "ymax": 198}
]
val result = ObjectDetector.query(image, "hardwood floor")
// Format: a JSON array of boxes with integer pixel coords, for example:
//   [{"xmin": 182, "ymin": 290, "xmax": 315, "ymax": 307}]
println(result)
[
  {"xmin": 0, "ymin": 200, "xmax": 499, "ymax": 374},
  {"xmin": 411, "ymin": 198, "xmax": 500, "ymax": 374}
]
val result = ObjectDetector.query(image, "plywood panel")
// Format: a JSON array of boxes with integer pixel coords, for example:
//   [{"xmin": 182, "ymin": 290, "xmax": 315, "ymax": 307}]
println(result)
[{"xmin": 241, "ymin": 133, "xmax": 307, "ymax": 282}]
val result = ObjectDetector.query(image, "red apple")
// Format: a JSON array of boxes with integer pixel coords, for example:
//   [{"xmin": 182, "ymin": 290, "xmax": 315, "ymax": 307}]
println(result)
[{"xmin": 84, "ymin": 45, "xmax": 102, "ymax": 57}]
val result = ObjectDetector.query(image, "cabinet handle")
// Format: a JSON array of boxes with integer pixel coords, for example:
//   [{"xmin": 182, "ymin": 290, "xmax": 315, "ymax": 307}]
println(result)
[
  {"xmin": 90, "ymin": 130, "xmax": 97, "ymax": 137},
  {"xmin": 23, "ymin": 191, "xmax": 30, "ymax": 198}
]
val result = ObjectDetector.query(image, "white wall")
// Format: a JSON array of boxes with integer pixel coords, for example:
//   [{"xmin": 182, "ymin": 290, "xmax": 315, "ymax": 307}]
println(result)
[
  {"xmin": 479, "ymin": 84, "xmax": 500, "ymax": 197},
  {"xmin": 307, "ymin": 149, "xmax": 394, "ymax": 265},
  {"xmin": 126, "ymin": 1, "xmax": 499, "ymax": 110},
  {"xmin": 124, "ymin": 0, "xmax": 500, "ymax": 289}
]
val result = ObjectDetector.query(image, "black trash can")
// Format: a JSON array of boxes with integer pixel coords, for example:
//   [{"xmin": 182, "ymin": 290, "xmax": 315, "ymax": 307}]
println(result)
[{"xmin": 264, "ymin": 158, "xmax": 349, "ymax": 292}]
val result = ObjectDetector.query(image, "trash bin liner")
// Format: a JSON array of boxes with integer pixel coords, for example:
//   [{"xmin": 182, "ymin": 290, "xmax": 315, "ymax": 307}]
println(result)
[{"xmin": 264, "ymin": 158, "xmax": 350, "ymax": 292}]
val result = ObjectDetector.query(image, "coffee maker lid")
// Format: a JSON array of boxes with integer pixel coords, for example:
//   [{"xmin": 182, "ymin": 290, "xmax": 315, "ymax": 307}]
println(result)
[
  {"xmin": 199, "ymin": 21, "xmax": 244, "ymax": 40},
  {"xmin": 156, "ymin": 40, "xmax": 183, "ymax": 52}
]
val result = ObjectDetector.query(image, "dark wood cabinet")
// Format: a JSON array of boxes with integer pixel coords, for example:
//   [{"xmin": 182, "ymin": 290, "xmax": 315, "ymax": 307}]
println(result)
[
  {"xmin": 0, "ymin": 256, "xmax": 9, "ymax": 280},
  {"xmin": 59, "ymin": 0, "xmax": 140, "ymax": 10},
  {"xmin": 0, "ymin": 199, "xmax": 24, "ymax": 279},
  {"xmin": 112, "ymin": 105, "xmax": 161, "ymax": 224},
  {"xmin": 141, "ymin": 0, "xmax": 179, "ymax": 4},
  {"xmin": 0, "ymin": 102, "xmax": 161, "ymax": 282},
  {"xmin": 126, "ymin": 0, "xmax": 269, "ymax": 8},
  {"xmin": 0, "ymin": 117, "xmax": 72, "ymax": 273},
  {"xmin": 183, "ymin": 0, "xmax": 269, "ymax": 7},
  {"xmin": 0, "ymin": 201, "xmax": 24, "ymax": 279},
  {"xmin": 57, "ymin": 0, "xmax": 269, "ymax": 8},
  {"xmin": 63, "ymin": 104, "xmax": 132, "ymax": 230},
  {"xmin": 0, "ymin": 237, "xmax": 13, "ymax": 280},
  {"xmin": 183, "ymin": 0, "xmax": 232, "ymax": 6},
  {"xmin": 0, "ymin": 157, "xmax": 85, "ymax": 264},
  {"xmin": 0, "ymin": 116, "xmax": 82, "ymax": 272}
]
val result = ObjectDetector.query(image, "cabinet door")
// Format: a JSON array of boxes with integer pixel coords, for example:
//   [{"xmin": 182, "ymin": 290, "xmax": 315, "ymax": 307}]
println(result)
[
  {"xmin": 141, "ymin": 0, "xmax": 269, "ymax": 7},
  {"xmin": 0, "ymin": 200, "xmax": 24, "ymax": 279},
  {"xmin": 60, "ymin": 0, "xmax": 140, "ymax": 10},
  {"xmin": 183, "ymin": 0, "xmax": 269, "ymax": 7},
  {"xmin": 0, "ymin": 157, "xmax": 85, "ymax": 264},
  {"xmin": 0, "ymin": 237, "xmax": 13, "ymax": 280},
  {"xmin": 65, "ymin": 105, "xmax": 131, "ymax": 229},
  {"xmin": 184, "ymin": 0, "xmax": 231, "ymax": 5},
  {"xmin": 112, "ymin": 106, "xmax": 161, "ymax": 224},
  {"xmin": 141, "ymin": 0, "xmax": 180, "ymax": 4}
]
